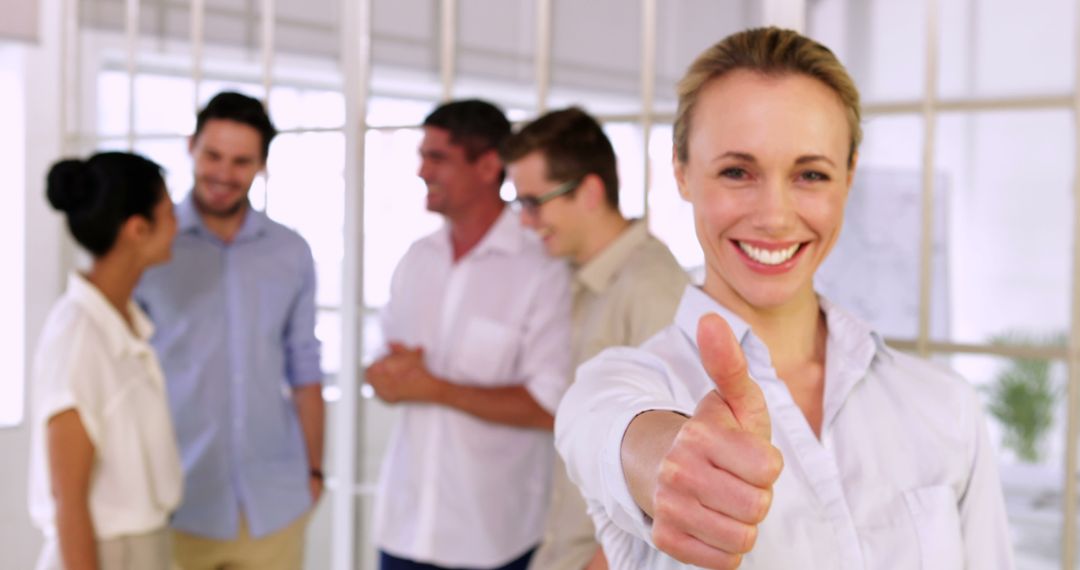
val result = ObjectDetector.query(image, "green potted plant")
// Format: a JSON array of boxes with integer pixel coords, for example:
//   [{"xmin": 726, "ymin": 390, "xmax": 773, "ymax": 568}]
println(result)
[{"xmin": 984, "ymin": 332, "xmax": 1066, "ymax": 463}]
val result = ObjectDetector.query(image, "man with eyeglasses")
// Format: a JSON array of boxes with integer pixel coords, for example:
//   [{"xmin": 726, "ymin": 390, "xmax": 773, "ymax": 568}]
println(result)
[
  {"xmin": 502, "ymin": 107, "xmax": 689, "ymax": 570},
  {"xmin": 367, "ymin": 99, "xmax": 573, "ymax": 570}
]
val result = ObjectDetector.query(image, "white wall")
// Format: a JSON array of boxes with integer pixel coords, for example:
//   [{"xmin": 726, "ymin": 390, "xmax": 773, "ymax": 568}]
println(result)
[{"xmin": 0, "ymin": 0, "xmax": 66, "ymax": 564}]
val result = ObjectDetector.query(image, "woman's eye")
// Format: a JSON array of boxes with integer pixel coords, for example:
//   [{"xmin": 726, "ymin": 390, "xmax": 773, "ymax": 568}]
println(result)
[
  {"xmin": 720, "ymin": 167, "xmax": 749, "ymax": 180},
  {"xmin": 800, "ymin": 170, "xmax": 830, "ymax": 182}
]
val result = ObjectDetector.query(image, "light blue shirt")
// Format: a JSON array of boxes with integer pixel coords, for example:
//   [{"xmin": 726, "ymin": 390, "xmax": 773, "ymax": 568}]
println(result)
[
  {"xmin": 135, "ymin": 196, "xmax": 322, "ymax": 540},
  {"xmin": 557, "ymin": 285, "xmax": 1014, "ymax": 569}
]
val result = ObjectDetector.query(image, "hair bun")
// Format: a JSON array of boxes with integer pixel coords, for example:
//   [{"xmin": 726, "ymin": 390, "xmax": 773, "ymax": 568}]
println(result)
[{"xmin": 46, "ymin": 159, "xmax": 97, "ymax": 213}]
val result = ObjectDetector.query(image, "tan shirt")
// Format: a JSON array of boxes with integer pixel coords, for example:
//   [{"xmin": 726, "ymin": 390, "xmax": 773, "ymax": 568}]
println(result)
[
  {"xmin": 570, "ymin": 220, "xmax": 690, "ymax": 368},
  {"xmin": 531, "ymin": 220, "xmax": 688, "ymax": 570}
]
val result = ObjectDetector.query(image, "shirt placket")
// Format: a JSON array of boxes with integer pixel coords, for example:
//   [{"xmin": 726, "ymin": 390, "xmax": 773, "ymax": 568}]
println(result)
[
  {"xmin": 762, "ymin": 376, "xmax": 866, "ymax": 570},
  {"xmin": 223, "ymin": 242, "xmax": 250, "ymax": 524},
  {"xmin": 413, "ymin": 253, "xmax": 471, "ymax": 556}
]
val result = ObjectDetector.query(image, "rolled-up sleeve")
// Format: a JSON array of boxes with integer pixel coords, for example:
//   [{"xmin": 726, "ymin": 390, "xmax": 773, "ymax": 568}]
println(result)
[
  {"xmin": 36, "ymin": 320, "xmax": 107, "ymax": 444},
  {"xmin": 555, "ymin": 347, "xmax": 691, "ymax": 546},
  {"xmin": 518, "ymin": 258, "xmax": 573, "ymax": 415},
  {"xmin": 283, "ymin": 242, "xmax": 322, "ymax": 387}
]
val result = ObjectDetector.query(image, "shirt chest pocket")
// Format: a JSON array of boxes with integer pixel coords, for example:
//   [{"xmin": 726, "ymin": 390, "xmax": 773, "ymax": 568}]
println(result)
[
  {"xmin": 451, "ymin": 317, "xmax": 520, "ymax": 384},
  {"xmin": 904, "ymin": 485, "xmax": 965, "ymax": 569}
]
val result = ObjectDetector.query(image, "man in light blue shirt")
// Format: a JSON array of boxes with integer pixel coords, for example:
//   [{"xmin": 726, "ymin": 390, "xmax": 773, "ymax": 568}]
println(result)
[{"xmin": 136, "ymin": 92, "xmax": 324, "ymax": 570}]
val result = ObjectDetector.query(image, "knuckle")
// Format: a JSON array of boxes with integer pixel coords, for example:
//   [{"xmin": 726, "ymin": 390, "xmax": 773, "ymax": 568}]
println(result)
[
  {"xmin": 735, "ymin": 523, "xmax": 758, "ymax": 553},
  {"xmin": 755, "ymin": 445, "xmax": 783, "ymax": 482},
  {"xmin": 652, "ymin": 526, "xmax": 678, "ymax": 553},
  {"xmin": 737, "ymin": 487, "xmax": 770, "ymax": 523},
  {"xmin": 766, "ymin": 446, "xmax": 784, "ymax": 480},
  {"xmin": 652, "ymin": 490, "xmax": 680, "ymax": 522},
  {"xmin": 677, "ymin": 420, "xmax": 708, "ymax": 447},
  {"xmin": 749, "ymin": 488, "xmax": 772, "ymax": 522},
  {"xmin": 693, "ymin": 391, "xmax": 719, "ymax": 413},
  {"xmin": 656, "ymin": 458, "xmax": 675, "ymax": 485},
  {"xmin": 657, "ymin": 458, "xmax": 689, "ymax": 490}
]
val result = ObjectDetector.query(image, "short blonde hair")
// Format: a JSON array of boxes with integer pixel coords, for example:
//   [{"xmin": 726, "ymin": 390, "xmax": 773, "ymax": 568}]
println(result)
[{"xmin": 673, "ymin": 27, "xmax": 862, "ymax": 166}]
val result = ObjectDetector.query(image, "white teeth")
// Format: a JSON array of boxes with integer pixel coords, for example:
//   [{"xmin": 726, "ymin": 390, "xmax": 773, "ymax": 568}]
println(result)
[{"xmin": 738, "ymin": 242, "xmax": 801, "ymax": 266}]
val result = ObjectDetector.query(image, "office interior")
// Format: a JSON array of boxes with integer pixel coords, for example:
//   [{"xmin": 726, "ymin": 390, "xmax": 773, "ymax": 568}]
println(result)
[{"xmin": 1, "ymin": 0, "xmax": 1078, "ymax": 568}]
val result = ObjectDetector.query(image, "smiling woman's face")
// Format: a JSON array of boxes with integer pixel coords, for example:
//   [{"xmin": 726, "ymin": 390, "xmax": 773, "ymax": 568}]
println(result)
[{"xmin": 675, "ymin": 69, "xmax": 856, "ymax": 317}]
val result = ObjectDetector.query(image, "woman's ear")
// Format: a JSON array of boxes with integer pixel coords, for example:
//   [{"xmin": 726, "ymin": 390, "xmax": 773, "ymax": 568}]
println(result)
[
  {"xmin": 673, "ymin": 149, "xmax": 691, "ymax": 202},
  {"xmin": 119, "ymin": 215, "xmax": 152, "ymax": 246},
  {"xmin": 846, "ymin": 151, "xmax": 859, "ymax": 188}
]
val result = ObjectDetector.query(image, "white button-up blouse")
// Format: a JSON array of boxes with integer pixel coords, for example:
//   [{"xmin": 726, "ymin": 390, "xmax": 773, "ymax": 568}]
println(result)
[
  {"xmin": 29, "ymin": 273, "xmax": 182, "ymax": 541},
  {"xmin": 556, "ymin": 285, "xmax": 1014, "ymax": 570}
]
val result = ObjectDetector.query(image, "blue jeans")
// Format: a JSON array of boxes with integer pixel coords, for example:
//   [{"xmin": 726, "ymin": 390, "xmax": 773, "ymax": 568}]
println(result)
[{"xmin": 379, "ymin": 547, "xmax": 536, "ymax": 570}]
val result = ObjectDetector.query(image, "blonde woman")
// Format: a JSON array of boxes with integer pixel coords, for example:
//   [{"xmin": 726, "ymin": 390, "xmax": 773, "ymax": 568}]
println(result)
[
  {"xmin": 556, "ymin": 28, "xmax": 1013, "ymax": 569},
  {"xmin": 29, "ymin": 152, "xmax": 182, "ymax": 570}
]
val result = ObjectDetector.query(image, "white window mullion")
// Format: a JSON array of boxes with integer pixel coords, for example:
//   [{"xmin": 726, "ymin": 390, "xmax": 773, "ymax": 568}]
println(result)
[
  {"xmin": 1060, "ymin": 1, "xmax": 1080, "ymax": 567},
  {"xmin": 640, "ymin": 0, "xmax": 657, "ymax": 218},
  {"xmin": 335, "ymin": 0, "xmax": 372, "ymax": 566},
  {"xmin": 915, "ymin": 0, "xmax": 939, "ymax": 358},
  {"xmin": 439, "ymin": 0, "xmax": 456, "ymax": 102},
  {"xmin": 124, "ymin": 0, "xmax": 138, "ymax": 150},
  {"xmin": 260, "ymin": 0, "xmax": 273, "ymax": 104},
  {"xmin": 534, "ymin": 0, "xmax": 551, "ymax": 114},
  {"xmin": 191, "ymin": 0, "xmax": 204, "ymax": 110}
]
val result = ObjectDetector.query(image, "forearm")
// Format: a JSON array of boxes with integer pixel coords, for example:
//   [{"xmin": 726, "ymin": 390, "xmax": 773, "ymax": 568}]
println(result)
[
  {"xmin": 294, "ymin": 384, "xmax": 325, "ymax": 471},
  {"xmin": 620, "ymin": 410, "xmax": 687, "ymax": 518},
  {"xmin": 48, "ymin": 410, "xmax": 98, "ymax": 570},
  {"xmin": 434, "ymin": 379, "xmax": 554, "ymax": 430},
  {"xmin": 56, "ymin": 499, "xmax": 99, "ymax": 570}
]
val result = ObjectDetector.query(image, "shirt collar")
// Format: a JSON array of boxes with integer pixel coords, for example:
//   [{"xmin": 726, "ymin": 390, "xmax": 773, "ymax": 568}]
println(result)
[
  {"xmin": 67, "ymin": 272, "xmax": 155, "ymax": 358},
  {"xmin": 177, "ymin": 194, "xmax": 202, "ymax": 233},
  {"xmin": 178, "ymin": 193, "xmax": 267, "ymax": 243},
  {"xmin": 673, "ymin": 285, "xmax": 753, "ymax": 350},
  {"xmin": 817, "ymin": 295, "xmax": 887, "ymax": 365},
  {"xmin": 817, "ymin": 295, "xmax": 885, "ymax": 432},
  {"xmin": 438, "ymin": 205, "xmax": 524, "ymax": 258},
  {"xmin": 673, "ymin": 286, "xmax": 886, "ymax": 384},
  {"xmin": 576, "ymin": 219, "xmax": 650, "ymax": 294}
]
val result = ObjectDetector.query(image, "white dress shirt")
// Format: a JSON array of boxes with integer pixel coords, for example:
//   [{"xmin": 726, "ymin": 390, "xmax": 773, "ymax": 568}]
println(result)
[
  {"xmin": 373, "ymin": 207, "xmax": 573, "ymax": 568},
  {"xmin": 556, "ymin": 285, "xmax": 1014, "ymax": 570},
  {"xmin": 28, "ymin": 273, "xmax": 182, "ymax": 541}
]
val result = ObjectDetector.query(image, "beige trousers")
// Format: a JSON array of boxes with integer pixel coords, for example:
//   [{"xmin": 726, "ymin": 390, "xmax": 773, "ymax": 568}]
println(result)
[
  {"xmin": 528, "ymin": 456, "xmax": 599, "ymax": 570},
  {"xmin": 172, "ymin": 512, "xmax": 308, "ymax": 570},
  {"xmin": 36, "ymin": 527, "xmax": 173, "ymax": 570}
]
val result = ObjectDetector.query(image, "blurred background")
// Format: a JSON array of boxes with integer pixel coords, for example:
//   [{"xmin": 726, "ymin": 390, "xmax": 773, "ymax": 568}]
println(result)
[{"xmin": 1, "ymin": 0, "xmax": 1078, "ymax": 568}]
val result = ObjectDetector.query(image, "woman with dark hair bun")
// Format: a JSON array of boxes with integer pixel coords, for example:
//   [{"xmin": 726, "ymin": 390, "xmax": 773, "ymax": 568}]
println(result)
[{"xmin": 28, "ymin": 151, "xmax": 182, "ymax": 570}]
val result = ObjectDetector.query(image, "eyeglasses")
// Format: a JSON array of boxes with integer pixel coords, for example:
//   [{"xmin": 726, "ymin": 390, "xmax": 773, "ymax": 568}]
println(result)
[{"xmin": 510, "ymin": 178, "xmax": 581, "ymax": 216}]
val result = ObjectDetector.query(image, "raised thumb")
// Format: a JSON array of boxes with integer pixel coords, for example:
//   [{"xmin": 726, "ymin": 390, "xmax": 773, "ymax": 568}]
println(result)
[{"xmin": 697, "ymin": 313, "xmax": 771, "ymax": 440}]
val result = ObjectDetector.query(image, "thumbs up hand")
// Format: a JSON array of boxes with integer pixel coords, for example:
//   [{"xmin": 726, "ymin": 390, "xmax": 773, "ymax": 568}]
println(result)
[{"xmin": 649, "ymin": 314, "xmax": 783, "ymax": 569}]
